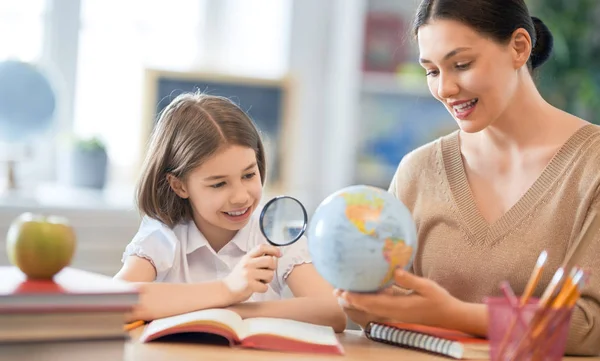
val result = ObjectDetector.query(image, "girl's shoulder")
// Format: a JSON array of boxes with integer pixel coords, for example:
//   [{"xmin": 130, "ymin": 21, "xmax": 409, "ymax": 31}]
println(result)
[{"xmin": 131, "ymin": 215, "xmax": 190, "ymax": 246}]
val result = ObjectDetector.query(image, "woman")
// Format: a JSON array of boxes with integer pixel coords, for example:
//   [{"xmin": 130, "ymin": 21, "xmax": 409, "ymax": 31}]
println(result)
[{"xmin": 336, "ymin": 0, "xmax": 600, "ymax": 355}]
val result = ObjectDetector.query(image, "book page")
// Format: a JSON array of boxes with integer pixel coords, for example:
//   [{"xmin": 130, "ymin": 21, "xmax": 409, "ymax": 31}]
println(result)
[
  {"xmin": 241, "ymin": 318, "xmax": 338, "ymax": 345},
  {"xmin": 142, "ymin": 309, "xmax": 244, "ymax": 339}
]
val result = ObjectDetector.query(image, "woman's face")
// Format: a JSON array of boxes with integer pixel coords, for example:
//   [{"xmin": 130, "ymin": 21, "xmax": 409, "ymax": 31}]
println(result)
[{"xmin": 417, "ymin": 19, "xmax": 521, "ymax": 133}]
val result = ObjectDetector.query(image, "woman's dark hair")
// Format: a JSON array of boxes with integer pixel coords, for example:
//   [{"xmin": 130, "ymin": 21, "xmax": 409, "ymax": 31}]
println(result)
[{"xmin": 413, "ymin": 0, "xmax": 554, "ymax": 70}]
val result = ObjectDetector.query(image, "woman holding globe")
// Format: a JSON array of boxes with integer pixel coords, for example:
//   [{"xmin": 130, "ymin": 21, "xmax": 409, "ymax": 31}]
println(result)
[{"xmin": 335, "ymin": 0, "xmax": 600, "ymax": 356}]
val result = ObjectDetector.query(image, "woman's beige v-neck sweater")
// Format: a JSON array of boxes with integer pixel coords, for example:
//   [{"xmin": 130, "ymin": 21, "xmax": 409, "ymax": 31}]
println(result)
[{"xmin": 389, "ymin": 124, "xmax": 600, "ymax": 356}]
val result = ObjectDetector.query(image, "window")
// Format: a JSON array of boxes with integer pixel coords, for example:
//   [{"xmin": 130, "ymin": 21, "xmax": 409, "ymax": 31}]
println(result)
[
  {"xmin": 219, "ymin": 0, "xmax": 291, "ymax": 77},
  {"xmin": 0, "ymin": 0, "xmax": 46, "ymax": 62},
  {"xmin": 73, "ymin": 0, "xmax": 206, "ymax": 183},
  {"xmin": 73, "ymin": 0, "xmax": 292, "ymax": 186},
  {"xmin": 0, "ymin": 1, "xmax": 48, "ymax": 192}
]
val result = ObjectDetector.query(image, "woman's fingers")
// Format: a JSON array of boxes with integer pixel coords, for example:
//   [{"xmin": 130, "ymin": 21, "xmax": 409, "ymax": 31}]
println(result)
[
  {"xmin": 342, "ymin": 291, "xmax": 398, "ymax": 313},
  {"xmin": 393, "ymin": 270, "xmax": 432, "ymax": 296}
]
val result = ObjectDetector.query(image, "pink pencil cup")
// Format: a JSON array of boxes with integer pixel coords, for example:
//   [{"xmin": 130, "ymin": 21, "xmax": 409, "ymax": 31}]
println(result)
[{"xmin": 485, "ymin": 297, "xmax": 573, "ymax": 361}]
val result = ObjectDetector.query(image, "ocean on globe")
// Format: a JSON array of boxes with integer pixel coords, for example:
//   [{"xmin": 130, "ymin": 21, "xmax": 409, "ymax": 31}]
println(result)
[{"xmin": 307, "ymin": 185, "xmax": 417, "ymax": 293}]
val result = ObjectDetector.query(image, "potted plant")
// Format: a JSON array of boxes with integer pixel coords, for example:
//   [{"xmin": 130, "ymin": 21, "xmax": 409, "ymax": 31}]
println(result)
[
  {"xmin": 66, "ymin": 136, "xmax": 109, "ymax": 189},
  {"xmin": 529, "ymin": 0, "xmax": 600, "ymax": 123}
]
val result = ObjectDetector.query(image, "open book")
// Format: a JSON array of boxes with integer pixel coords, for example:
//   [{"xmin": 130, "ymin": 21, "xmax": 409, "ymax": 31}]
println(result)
[
  {"xmin": 139, "ymin": 309, "xmax": 344, "ymax": 355},
  {"xmin": 365, "ymin": 321, "xmax": 489, "ymax": 359}
]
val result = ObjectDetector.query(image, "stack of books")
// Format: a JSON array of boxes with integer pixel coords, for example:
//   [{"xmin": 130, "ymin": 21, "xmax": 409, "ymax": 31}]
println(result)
[{"xmin": 0, "ymin": 267, "xmax": 139, "ymax": 361}]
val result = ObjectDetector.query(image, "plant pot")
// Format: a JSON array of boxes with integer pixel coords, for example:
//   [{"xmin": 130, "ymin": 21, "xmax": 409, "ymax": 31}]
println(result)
[{"xmin": 66, "ymin": 148, "xmax": 108, "ymax": 189}]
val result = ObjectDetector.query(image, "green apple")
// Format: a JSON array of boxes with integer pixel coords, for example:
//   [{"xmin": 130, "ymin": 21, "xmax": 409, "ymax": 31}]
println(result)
[{"xmin": 6, "ymin": 213, "xmax": 77, "ymax": 280}]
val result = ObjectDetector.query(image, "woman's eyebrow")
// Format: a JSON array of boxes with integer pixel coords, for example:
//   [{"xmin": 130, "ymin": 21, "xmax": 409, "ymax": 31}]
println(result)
[{"xmin": 419, "ymin": 47, "xmax": 472, "ymax": 64}]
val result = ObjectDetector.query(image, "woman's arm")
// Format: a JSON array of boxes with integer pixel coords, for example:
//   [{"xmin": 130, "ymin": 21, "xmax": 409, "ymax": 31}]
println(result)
[
  {"xmin": 447, "ymin": 301, "xmax": 488, "ymax": 337},
  {"xmin": 115, "ymin": 256, "xmax": 234, "ymax": 321},
  {"xmin": 226, "ymin": 264, "xmax": 347, "ymax": 332}
]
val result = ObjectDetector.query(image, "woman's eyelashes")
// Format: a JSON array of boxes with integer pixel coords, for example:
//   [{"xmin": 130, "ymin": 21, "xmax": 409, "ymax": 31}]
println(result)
[
  {"xmin": 425, "ymin": 62, "xmax": 473, "ymax": 77},
  {"xmin": 209, "ymin": 172, "xmax": 256, "ymax": 188},
  {"xmin": 425, "ymin": 69, "xmax": 439, "ymax": 77},
  {"xmin": 455, "ymin": 61, "xmax": 472, "ymax": 70}
]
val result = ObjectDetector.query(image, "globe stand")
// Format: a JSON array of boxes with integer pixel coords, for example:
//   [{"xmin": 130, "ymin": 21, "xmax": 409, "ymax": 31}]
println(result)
[
  {"xmin": 0, "ymin": 143, "xmax": 30, "ymax": 200},
  {"xmin": 5, "ymin": 160, "xmax": 16, "ymax": 189},
  {"xmin": 0, "ymin": 161, "xmax": 18, "ymax": 204}
]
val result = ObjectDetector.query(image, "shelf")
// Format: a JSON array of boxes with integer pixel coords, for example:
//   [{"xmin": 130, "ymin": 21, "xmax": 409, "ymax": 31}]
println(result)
[
  {"xmin": 361, "ymin": 71, "xmax": 431, "ymax": 97},
  {"xmin": 0, "ymin": 183, "xmax": 136, "ymax": 211}
]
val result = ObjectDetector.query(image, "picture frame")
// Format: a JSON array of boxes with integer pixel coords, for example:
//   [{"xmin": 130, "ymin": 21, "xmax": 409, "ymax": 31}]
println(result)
[{"xmin": 140, "ymin": 69, "xmax": 295, "ymax": 194}]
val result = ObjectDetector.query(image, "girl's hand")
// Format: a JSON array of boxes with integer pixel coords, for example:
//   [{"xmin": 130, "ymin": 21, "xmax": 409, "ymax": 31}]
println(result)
[
  {"xmin": 336, "ymin": 269, "xmax": 463, "ymax": 329},
  {"xmin": 223, "ymin": 244, "xmax": 281, "ymax": 304}
]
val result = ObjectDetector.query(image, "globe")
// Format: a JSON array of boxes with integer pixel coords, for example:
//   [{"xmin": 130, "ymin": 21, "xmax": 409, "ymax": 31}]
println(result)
[
  {"xmin": 0, "ymin": 60, "xmax": 56, "ymax": 142},
  {"xmin": 0, "ymin": 60, "xmax": 57, "ymax": 194},
  {"xmin": 307, "ymin": 185, "xmax": 417, "ymax": 293}
]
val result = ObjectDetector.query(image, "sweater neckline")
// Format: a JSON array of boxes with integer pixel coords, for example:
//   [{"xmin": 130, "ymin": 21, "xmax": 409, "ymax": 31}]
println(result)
[{"xmin": 441, "ymin": 124, "xmax": 597, "ymax": 243}]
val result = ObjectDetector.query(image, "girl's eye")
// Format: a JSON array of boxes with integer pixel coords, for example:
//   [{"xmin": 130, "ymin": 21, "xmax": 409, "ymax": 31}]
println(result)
[
  {"xmin": 210, "ymin": 182, "xmax": 226, "ymax": 189},
  {"xmin": 456, "ymin": 62, "xmax": 471, "ymax": 70},
  {"xmin": 243, "ymin": 172, "xmax": 256, "ymax": 180}
]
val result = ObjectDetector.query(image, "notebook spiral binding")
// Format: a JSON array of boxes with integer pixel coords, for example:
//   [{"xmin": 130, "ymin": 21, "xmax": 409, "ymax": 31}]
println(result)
[{"xmin": 365, "ymin": 322, "xmax": 463, "ymax": 359}]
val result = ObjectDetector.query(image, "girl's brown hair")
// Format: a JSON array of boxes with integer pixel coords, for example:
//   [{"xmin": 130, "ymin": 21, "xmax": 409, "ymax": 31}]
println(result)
[{"xmin": 136, "ymin": 92, "xmax": 266, "ymax": 227}]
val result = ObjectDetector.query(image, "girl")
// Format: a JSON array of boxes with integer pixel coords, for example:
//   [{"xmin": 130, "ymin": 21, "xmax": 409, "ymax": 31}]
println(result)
[
  {"xmin": 336, "ymin": 0, "xmax": 600, "ymax": 355},
  {"xmin": 115, "ymin": 92, "xmax": 346, "ymax": 333}
]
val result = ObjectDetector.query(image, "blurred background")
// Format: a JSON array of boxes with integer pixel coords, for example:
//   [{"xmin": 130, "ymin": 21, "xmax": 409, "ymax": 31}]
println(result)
[{"xmin": 0, "ymin": 0, "xmax": 598, "ymax": 276}]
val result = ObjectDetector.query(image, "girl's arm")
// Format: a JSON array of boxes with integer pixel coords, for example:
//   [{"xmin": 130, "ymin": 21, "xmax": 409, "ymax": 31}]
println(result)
[
  {"xmin": 225, "ymin": 264, "xmax": 347, "ymax": 333},
  {"xmin": 115, "ymin": 256, "xmax": 234, "ymax": 321},
  {"xmin": 116, "ymin": 244, "xmax": 282, "ymax": 322}
]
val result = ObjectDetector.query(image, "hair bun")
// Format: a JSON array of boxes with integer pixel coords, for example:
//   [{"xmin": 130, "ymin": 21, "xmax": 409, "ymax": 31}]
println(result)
[{"xmin": 530, "ymin": 16, "xmax": 554, "ymax": 69}]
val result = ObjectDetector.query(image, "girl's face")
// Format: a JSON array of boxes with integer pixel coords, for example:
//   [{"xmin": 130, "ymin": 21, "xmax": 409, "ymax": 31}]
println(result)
[
  {"xmin": 172, "ymin": 145, "xmax": 263, "ymax": 233},
  {"xmin": 417, "ymin": 19, "xmax": 523, "ymax": 133}
]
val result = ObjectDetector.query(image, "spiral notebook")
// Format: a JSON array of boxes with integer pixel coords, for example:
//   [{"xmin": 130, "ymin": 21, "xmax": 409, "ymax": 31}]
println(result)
[{"xmin": 365, "ymin": 322, "xmax": 489, "ymax": 359}]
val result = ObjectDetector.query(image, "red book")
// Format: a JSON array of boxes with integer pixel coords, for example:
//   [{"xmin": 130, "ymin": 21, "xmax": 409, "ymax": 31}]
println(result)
[
  {"xmin": 139, "ymin": 308, "xmax": 344, "ymax": 355},
  {"xmin": 362, "ymin": 12, "xmax": 407, "ymax": 73},
  {"xmin": 0, "ymin": 266, "xmax": 139, "ymax": 313}
]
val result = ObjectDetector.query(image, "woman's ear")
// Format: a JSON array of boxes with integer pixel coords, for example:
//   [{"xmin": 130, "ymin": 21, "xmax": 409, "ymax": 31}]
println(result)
[
  {"xmin": 167, "ymin": 174, "xmax": 189, "ymax": 199},
  {"xmin": 510, "ymin": 28, "xmax": 533, "ymax": 69}
]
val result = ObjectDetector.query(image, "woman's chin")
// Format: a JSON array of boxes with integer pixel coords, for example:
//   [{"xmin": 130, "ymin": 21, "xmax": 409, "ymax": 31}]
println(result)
[{"xmin": 456, "ymin": 119, "xmax": 488, "ymax": 134}]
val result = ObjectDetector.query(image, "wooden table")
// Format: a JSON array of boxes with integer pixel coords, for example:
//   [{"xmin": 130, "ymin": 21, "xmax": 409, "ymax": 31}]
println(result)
[{"xmin": 125, "ymin": 329, "xmax": 600, "ymax": 361}]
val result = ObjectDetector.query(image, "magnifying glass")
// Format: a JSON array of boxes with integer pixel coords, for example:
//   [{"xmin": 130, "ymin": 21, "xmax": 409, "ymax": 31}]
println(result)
[{"xmin": 259, "ymin": 195, "xmax": 308, "ymax": 246}]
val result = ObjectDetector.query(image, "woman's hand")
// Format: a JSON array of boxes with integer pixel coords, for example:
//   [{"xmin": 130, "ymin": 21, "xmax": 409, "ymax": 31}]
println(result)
[
  {"xmin": 335, "ymin": 269, "xmax": 464, "ymax": 330},
  {"xmin": 223, "ymin": 244, "xmax": 281, "ymax": 304},
  {"xmin": 337, "ymin": 301, "xmax": 394, "ymax": 329}
]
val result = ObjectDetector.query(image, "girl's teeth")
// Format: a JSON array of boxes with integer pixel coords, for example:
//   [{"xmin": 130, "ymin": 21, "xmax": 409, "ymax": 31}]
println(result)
[{"xmin": 227, "ymin": 208, "xmax": 248, "ymax": 216}]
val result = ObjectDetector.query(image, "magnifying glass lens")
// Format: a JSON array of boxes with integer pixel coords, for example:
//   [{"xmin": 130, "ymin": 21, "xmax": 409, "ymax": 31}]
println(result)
[{"xmin": 259, "ymin": 196, "xmax": 307, "ymax": 247}]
